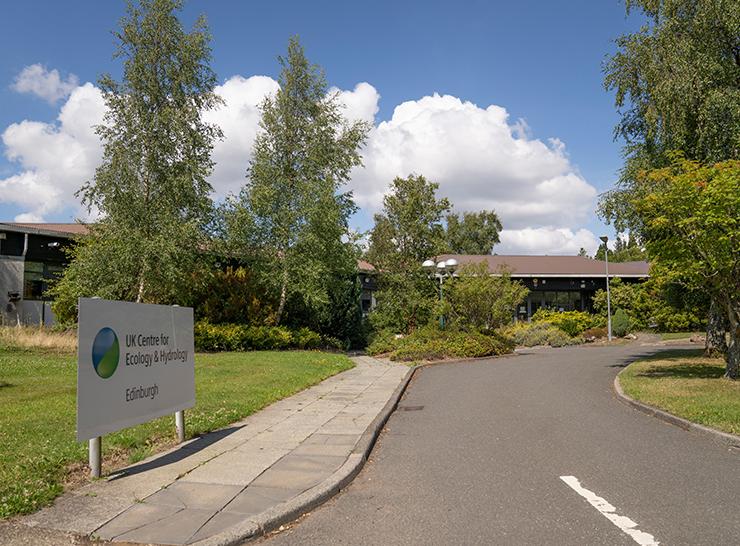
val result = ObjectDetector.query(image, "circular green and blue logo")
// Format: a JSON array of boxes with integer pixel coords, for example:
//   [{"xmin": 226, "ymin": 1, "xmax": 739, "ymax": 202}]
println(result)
[{"xmin": 92, "ymin": 327, "xmax": 119, "ymax": 379}]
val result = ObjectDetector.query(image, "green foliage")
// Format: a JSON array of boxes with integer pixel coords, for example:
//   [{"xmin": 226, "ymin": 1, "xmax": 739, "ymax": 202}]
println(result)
[
  {"xmin": 369, "ymin": 271, "xmax": 437, "ymax": 335},
  {"xmin": 367, "ymin": 174, "xmax": 450, "ymax": 272},
  {"xmin": 193, "ymin": 321, "xmax": 333, "ymax": 352},
  {"xmin": 51, "ymin": 0, "xmax": 222, "ymax": 320},
  {"xmin": 366, "ymin": 174, "xmax": 451, "ymax": 335},
  {"xmin": 504, "ymin": 322, "xmax": 581, "ymax": 348},
  {"xmin": 593, "ymin": 234, "xmax": 647, "ymax": 262},
  {"xmin": 631, "ymin": 158, "xmax": 739, "ymax": 376},
  {"xmin": 592, "ymin": 276, "xmax": 707, "ymax": 332},
  {"xmin": 286, "ymin": 271, "xmax": 368, "ymax": 349},
  {"xmin": 443, "ymin": 262, "xmax": 528, "ymax": 332},
  {"xmin": 444, "ymin": 210, "xmax": 502, "ymax": 254},
  {"xmin": 227, "ymin": 36, "xmax": 369, "ymax": 325},
  {"xmin": 602, "ymin": 0, "xmax": 740, "ymax": 220},
  {"xmin": 367, "ymin": 326, "xmax": 514, "ymax": 362},
  {"xmin": 531, "ymin": 309, "xmax": 603, "ymax": 337},
  {"xmin": 193, "ymin": 266, "xmax": 276, "ymax": 325},
  {"xmin": 612, "ymin": 308, "xmax": 633, "ymax": 337}
]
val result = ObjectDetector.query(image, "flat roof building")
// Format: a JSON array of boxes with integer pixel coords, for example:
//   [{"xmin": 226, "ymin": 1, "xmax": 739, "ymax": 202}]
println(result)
[{"xmin": 435, "ymin": 254, "xmax": 649, "ymax": 321}]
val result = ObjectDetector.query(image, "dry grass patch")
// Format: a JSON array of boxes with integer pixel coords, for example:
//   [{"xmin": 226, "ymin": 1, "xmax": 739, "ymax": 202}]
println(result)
[
  {"xmin": 620, "ymin": 349, "xmax": 740, "ymax": 435},
  {"xmin": 0, "ymin": 326, "xmax": 77, "ymax": 353}
]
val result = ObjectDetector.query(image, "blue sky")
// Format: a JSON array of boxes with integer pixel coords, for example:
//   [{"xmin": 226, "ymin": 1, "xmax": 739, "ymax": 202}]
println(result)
[{"xmin": 0, "ymin": 0, "xmax": 643, "ymax": 254}]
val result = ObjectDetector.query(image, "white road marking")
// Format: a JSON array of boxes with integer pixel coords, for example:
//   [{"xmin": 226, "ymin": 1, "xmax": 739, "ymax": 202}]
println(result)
[{"xmin": 560, "ymin": 475, "xmax": 660, "ymax": 546}]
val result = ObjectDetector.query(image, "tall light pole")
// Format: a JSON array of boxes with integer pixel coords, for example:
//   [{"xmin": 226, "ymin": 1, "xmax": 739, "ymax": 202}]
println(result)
[
  {"xmin": 422, "ymin": 258, "xmax": 458, "ymax": 328},
  {"xmin": 600, "ymin": 236, "xmax": 612, "ymax": 342}
]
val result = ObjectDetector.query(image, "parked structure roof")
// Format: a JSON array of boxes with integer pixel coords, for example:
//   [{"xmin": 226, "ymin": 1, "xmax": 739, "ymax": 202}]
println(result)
[{"xmin": 436, "ymin": 254, "xmax": 650, "ymax": 278}]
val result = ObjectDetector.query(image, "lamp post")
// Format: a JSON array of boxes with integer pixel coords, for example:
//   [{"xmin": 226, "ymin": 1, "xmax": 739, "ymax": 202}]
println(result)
[
  {"xmin": 600, "ymin": 236, "xmax": 612, "ymax": 342},
  {"xmin": 422, "ymin": 258, "xmax": 458, "ymax": 328}
]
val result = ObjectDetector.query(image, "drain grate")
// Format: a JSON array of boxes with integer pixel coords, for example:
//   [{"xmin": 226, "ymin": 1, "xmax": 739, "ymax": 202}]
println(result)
[{"xmin": 398, "ymin": 405, "xmax": 424, "ymax": 411}]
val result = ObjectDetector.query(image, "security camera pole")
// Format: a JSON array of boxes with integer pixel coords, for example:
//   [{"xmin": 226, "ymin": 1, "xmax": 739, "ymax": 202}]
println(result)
[{"xmin": 600, "ymin": 236, "xmax": 612, "ymax": 342}]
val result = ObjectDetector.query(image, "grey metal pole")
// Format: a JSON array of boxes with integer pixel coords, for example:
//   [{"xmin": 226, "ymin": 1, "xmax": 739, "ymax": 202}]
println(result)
[
  {"xmin": 439, "ymin": 275, "xmax": 445, "ymax": 329},
  {"xmin": 89, "ymin": 437, "xmax": 101, "ymax": 478},
  {"xmin": 605, "ymin": 248, "xmax": 612, "ymax": 342},
  {"xmin": 175, "ymin": 410, "xmax": 185, "ymax": 443}
]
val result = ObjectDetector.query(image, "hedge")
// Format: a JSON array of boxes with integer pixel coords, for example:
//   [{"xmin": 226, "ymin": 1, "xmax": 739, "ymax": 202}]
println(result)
[
  {"xmin": 194, "ymin": 321, "xmax": 340, "ymax": 352},
  {"xmin": 367, "ymin": 327, "xmax": 515, "ymax": 362}
]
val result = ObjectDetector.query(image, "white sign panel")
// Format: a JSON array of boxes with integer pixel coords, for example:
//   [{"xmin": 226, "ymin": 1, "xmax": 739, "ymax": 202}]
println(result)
[{"xmin": 77, "ymin": 298, "xmax": 195, "ymax": 441}]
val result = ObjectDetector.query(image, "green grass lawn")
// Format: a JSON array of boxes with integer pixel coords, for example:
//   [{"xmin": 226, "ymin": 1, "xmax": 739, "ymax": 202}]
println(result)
[
  {"xmin": 620, "ymin": 349, "xmax": 740, "ymax": 436},
  {"xmin": 0, "ymin": 347, "xmax": 353, "ymax": 519},
  {"xmin": 660, "ymin": 332, "xmax": 702, "ymax": 340}
]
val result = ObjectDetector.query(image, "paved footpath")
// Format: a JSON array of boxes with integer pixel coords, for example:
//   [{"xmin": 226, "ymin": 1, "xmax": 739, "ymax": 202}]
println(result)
[{"xmin": 12, "ymin": 355, "xmax": 408, "ymax": 546}]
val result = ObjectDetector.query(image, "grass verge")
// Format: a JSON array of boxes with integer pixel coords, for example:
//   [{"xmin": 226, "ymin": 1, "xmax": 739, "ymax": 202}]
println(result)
[
  {"xmin": 660, "ymin": 332, "xmax": 702, "ymax": 341},
  {"xmin": 0, "ymin": 346, "xmax": 353, "ymax": 519},
  {"xmin": 619, "ymin": 349, "xmax": 740, "ymax": 436}
]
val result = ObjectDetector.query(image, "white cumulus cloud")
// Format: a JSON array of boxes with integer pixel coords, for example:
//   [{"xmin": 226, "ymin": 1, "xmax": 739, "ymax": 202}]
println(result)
[
  {"xmin": 204, "ymin": 75, "xmax": 280, "ymax": 198},
  {"xmin": 1, "ymin": 82, "xmax": 105, "ymax": 221},
  {"xmin": 12, "ymin": 64, "xmax": 80, "ymax": 104},
  {"xmin": 498, "ymin": 227, "xmax": 600, "ymax": 255},
  {"xmin": 349, "ymin": 93, "xmax": 597, "ymax": 230}
]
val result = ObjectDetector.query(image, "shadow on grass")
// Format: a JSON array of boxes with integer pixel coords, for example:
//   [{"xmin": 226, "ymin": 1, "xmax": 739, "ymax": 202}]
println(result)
[
  {"xmin": 637, "ymin": 364, "xmax": 725, "ymax": 380},
  {"xmin": 108, "ymin": 425, "xmax": 244, "ymax": 480},
  {"xmin": 607, "ymin": 348, "xmax": 704, "ymax": 369},
  {"xmin": 631, "ymin": 348, "xmax": 724, "ymax": 380},
  {"xmin": 0, "ymin": 381, "xmax": 12, "ymax": 388}
]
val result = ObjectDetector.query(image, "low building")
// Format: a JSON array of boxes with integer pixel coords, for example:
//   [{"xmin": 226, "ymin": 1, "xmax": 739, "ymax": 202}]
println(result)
[
  {"xmin": 0, "ymin": 222, "xmax": 381, "ymax": 325},
  {"xmin": 0, "ymin": 222, "xmax": 85, "ymax": 326},
  {"xmin": 435, "ymin": 254, "xmax": 649, "ymax": 321}
]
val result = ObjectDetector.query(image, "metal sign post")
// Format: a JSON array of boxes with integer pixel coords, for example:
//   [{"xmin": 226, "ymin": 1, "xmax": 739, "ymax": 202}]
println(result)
[{"xmin": 89, "ymin": 436, "xmax": 101, "ymax": 478}]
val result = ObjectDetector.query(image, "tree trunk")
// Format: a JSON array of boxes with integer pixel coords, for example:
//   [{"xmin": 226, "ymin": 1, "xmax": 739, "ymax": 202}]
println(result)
[
  {"xmin": 705, "ymin": 298, "xmax": 728, "ymax": 357},
  {"xmin": 136, "ymin": 260, "xmax": 146, "ymax": 303},
  {"xmin": 275, "ymin": 263, "xmax": 288, "ymax": 325},
  {"xmin": 724, "ymin": 301, "xmax": 739, "ymax": 380}
]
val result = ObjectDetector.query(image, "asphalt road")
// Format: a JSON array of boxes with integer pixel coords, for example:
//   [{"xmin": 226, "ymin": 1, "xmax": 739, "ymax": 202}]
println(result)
[{"xmin": 260, "ymin": 344, "xmax": 740, "ymax": 545}]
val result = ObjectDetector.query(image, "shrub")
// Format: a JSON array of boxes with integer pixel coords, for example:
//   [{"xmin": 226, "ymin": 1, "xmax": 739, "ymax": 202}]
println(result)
[
  {"xmin": 531, "ymin": 309, "xmax": 602, "ymax": 336},
  {"xmin": 444, "ymin": 262, "xmax": 529, "ymax": 331},
  {"xmin": 611, "ymin": 308, "xmax": 632, "ymax": 337},
  {"xmin": 294, "ymin": 327, "xmax": 322, "ymax": 349},
  {"xmin": 367, "ymin": 326, "xmax": 514, "ymax": 361},
  {"xmin": 504, "ymin": 322, "xmax": 581, "ymax": 347},
  {"xmin": 582, "ymin": 327, "xmax": 608, "ymax": 339},
  {"xmin": 193, "ymin": 321, "xmax": 328, "ymax": 352}
]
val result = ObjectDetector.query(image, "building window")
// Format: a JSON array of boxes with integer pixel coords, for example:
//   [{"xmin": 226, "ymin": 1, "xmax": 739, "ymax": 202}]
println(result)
[{"xmin": 23, "ymin": 262, "xmax": 63, "ymax": 301}]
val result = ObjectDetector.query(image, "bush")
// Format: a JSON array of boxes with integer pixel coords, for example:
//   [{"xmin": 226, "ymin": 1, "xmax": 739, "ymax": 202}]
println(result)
[
  {"xmin": 582, "ymin": 327, "xmax": 608, "ymax": 339},
  {"xmin": 611, "ymin": 308, "xmax": 632, "ymax": 337},
  {"xmin": 504, "ymin": 322, "xmax": 582, "ymax": 348},
  {"xmin": 367, "ymin": 326, "xmax": 514, "ymax": 361},
  {"xmin": 193, "ymin": 321, "xmax": 328, "ymax": 352},
  {"xmin": 531, "ymin": 309, "xmax": 603, "ymax": 336}
]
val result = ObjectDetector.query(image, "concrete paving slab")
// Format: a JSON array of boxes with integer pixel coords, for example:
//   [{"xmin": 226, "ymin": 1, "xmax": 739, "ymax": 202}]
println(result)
[
  {"xmin": 95, "ymin": 503, "xmax": 182, "ymax": 541},
  {"xmin": 24, "ymin": 494, "xmax": 133, "ymax": 536},
  {"xmin": 223, "ymin": 485, "xmax": 302, "ymax": 516},
  {"xmin": 114, "ymin": 508, "xmax": 215, "ymax": 545},
  {"xmin": 144, "ymin": 481, "xmax": 242, "ymax": 511},
  {"xmin": 186, "ymin": 511, "xmax": 248, "ymax": 544},
  {"xmin": 249, "ymin": 468, "xmax": 332, "ymax": 491},
  {"xmin": 303, "ymin": 433, "xmax": 359, "ymax": 446}
]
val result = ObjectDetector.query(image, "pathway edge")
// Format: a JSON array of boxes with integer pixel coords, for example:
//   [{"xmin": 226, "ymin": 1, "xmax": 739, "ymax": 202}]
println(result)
[{"xmin": 613, "ymin": 367, "xmax": 740, "ymax": 450}]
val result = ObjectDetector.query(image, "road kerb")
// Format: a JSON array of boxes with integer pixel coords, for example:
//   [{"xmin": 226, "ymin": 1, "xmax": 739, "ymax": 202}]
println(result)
[{"xmin": 613, "ymin": 368, "xmax": 740, "ymax": 451}]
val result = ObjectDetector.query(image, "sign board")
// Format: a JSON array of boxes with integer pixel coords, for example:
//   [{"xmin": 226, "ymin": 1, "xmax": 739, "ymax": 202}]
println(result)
[{"xmin": 77, "ymin": 298, "xmax": 195, "ymax": 441}]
